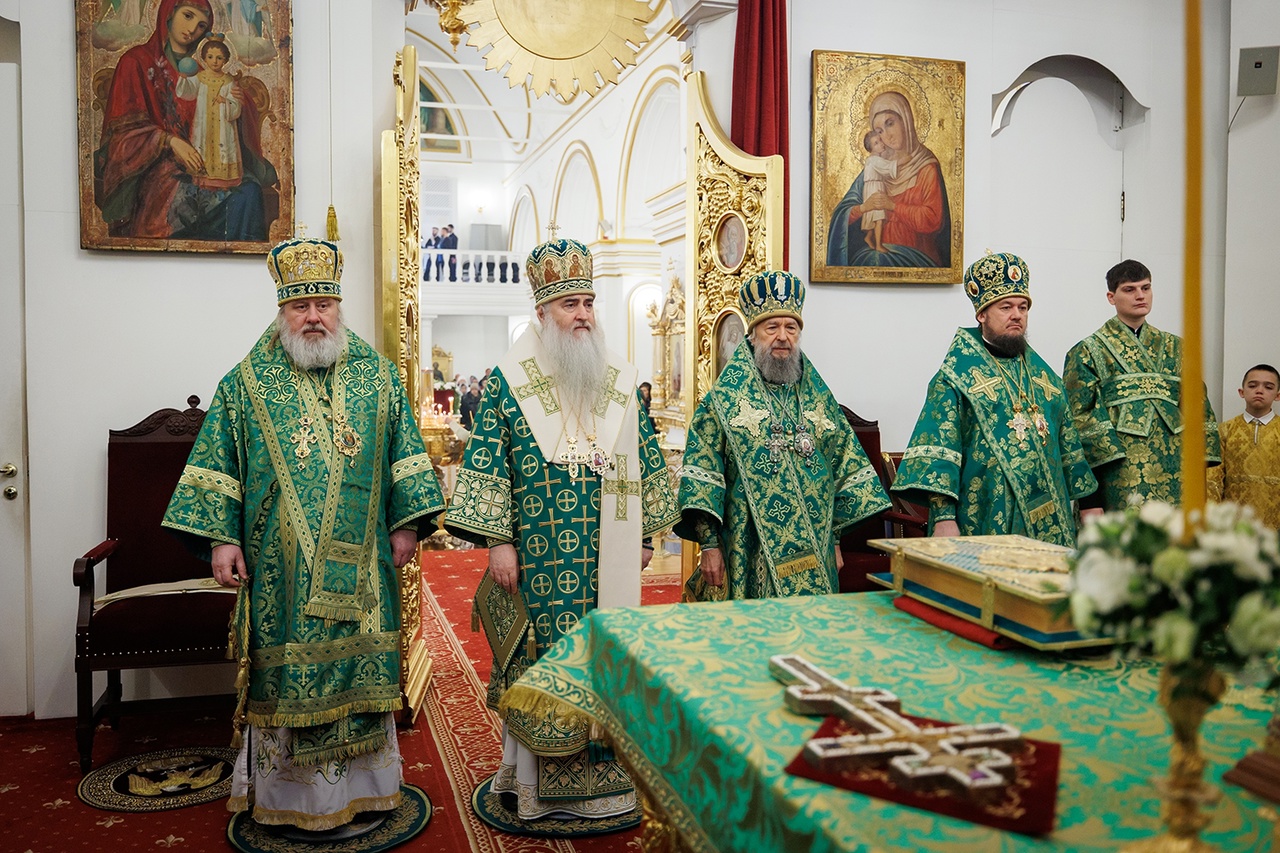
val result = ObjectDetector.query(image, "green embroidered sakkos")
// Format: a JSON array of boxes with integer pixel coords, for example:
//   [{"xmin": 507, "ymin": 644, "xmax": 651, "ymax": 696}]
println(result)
[
  {"xmin": 892, "ymin": 328, "xmax": 1096, "ymax": 548},
  {"xmin": 675, "ymin": 340, "xmax": 891, "ymax": 600},
  {"xmin": 444, "ymin": 366, "xmax": 678, "ymax": 713},
  {"xmin": 163, "ymin": 326, "xmax": 444, "ymax": 761},
  {"xmin": 1064, "ymin": 317, "xmax": 1220, "ymax": 510}
]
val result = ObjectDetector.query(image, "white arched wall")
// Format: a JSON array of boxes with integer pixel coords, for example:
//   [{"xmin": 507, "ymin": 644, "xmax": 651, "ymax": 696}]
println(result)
[
  {"xmin": 617, "ymin": 68, "xmax": 683, "ymax": 241},
  {"xmin": 551, "ymin": 144, "xmax": 604, "ymax": 242},
  {"xmin": 990, "ymin": 71, "xmax": 1126, "ymax": 374},
  {"xmin": 627, "ymin": 281, "xmax": 662, "ymax": 384},
  {"xmin": 508, "ymin": 187, "xmax": 540, "ymax": 255}
]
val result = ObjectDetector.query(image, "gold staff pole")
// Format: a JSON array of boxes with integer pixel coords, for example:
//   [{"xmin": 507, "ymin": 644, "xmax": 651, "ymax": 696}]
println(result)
[{"xmin": 1179, "ymin": 0, "xmax": 1206, "ymax": 541}]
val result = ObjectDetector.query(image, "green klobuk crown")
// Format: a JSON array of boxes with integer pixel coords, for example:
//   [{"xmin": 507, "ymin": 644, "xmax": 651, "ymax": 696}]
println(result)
[
  {"xmin": 526, "ymin": 238, "xmax": 594, "ymax": 307},
  {"xmin": 267, "ymin": 237, "xmax": 344, "ymax": 305},
  {"xmin": 964, "ymin": 251, "xmax": 1031, "ymax": 314},
  {"xmin": 739, "ymin": 270, "xmax": 806, "ymax": 331}
]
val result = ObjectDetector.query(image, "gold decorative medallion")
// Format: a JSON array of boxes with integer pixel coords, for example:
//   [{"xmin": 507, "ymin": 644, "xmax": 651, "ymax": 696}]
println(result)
[
  {"xmin": 332, "ymin": 413, "xmax": 363, "ymax": 467},
  {"xmin": 461, "ymin": 0, "xmax": 657, "ymax": 102}
]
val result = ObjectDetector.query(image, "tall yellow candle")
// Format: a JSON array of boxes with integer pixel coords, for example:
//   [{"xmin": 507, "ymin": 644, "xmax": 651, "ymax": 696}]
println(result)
[{"xmin": 1180, "ymin": 0, "xmax": 1207, "ymax": 536}]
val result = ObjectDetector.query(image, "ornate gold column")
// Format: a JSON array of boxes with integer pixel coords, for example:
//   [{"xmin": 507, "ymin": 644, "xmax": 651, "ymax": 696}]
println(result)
[
  {"xmin": 681, "ymin": 70, "xmax": 784, "ymax": 583},
  {"xmin": 376, "ymin": 44, "xmax": 432, "ymax": 721}
]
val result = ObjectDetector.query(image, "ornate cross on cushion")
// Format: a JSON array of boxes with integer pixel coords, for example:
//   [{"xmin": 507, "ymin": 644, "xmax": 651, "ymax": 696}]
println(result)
[{"xmin": 770, "ymin": 654, "xmax": 1023, "ymax": 797}]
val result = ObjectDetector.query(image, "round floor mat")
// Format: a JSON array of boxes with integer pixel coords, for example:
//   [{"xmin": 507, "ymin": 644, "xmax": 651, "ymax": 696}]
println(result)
[
  {"xmin": 471, "ymin": 772, "xmax": 642, "ymax": 838},
  {"xmin": 226, "ymin": 783, "xmax": 432, "ymax": 853},
  {"xmin": 77, "ymin": 746, "xmax": 237, "ymax": 812}
]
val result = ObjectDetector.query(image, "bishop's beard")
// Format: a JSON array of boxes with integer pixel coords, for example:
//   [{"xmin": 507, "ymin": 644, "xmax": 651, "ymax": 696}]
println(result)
[
  {"xmin": 753, "ymin": 339, "xmax": 803, "ymax": 385},
  {"xmin": 983, "ymin": 328, "xmax": 1029, "ymax": 358},
  {"xmin": 277, "ymin": 310, "xmax": 348, "ymax": 370},
  {"xmin": 540, "ymin": 318, "xmax": 608, "ymax": 417}
]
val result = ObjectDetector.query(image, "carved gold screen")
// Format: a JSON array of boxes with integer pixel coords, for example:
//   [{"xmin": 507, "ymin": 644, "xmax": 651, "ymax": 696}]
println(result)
[
  {"xmin": 683, "ymin": 71, "xmax": 783, "ymax": 416},
  {"xmin": 681, "ymin": 71, "xmax": 783, "ymax": 582},
  {"xmin": 376, "ymin": 44, "xmax": 432, "ymax": 721}
]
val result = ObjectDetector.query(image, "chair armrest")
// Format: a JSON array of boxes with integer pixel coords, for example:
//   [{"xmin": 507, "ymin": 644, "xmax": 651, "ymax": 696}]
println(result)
[
  {"xmin": 74, "ymin": 539, "xmax": 118, "ymax": 587},
  {"xmin": 74, "ymin": 539, "xmax": 118, "ymax": 630}
]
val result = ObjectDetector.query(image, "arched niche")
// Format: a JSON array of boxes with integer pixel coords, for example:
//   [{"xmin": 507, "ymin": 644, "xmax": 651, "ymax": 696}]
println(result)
[
  {"xmin": 618, "ymin": 69, "xmax": 683, "ymax": 240},
  {"xmin": 550, "ymin": 144, "xmax": 604, "ymax": 242},
  {"xmin": 992, "ymin": 54, "xmax": 1149, "ymax": 148},
  {"xmin": 627, "ymin": 281, "xmax": 662, "ymax": 377},
  {"xmin": 508, "ymin": 188, "xmax": 540, "ymax": 254}
]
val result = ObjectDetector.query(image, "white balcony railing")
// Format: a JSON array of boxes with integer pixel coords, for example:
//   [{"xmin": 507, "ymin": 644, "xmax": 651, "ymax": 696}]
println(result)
[{"xmin": 420, "ymin": 249, "xmax": 526, "ymax": 285}]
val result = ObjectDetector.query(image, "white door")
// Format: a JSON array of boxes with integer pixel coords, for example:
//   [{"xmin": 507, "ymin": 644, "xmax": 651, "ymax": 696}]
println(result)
[
  {"xmin": 990, "ymin": 75, "xmax": 1125, "ymax": 370},
  {"xmin": 0, "ymin": 21, "xmax": 31, "ymax": 717}
]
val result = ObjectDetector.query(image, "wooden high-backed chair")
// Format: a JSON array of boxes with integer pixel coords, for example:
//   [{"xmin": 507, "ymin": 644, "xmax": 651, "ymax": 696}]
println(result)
[
  {"xmin": 838, "ymin": 406, "xmax": 927, "ymax": 591},
  {"xmin": 73, "ymin": 396, "xmax": 235, "ymax": 772}
]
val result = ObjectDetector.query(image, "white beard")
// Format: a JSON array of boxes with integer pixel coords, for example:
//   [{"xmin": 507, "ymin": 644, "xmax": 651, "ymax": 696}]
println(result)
[
  {"xmin": 539, "ymin": 318, "xmax": 608, "ymax": 417},
  {"xmin": 277, "ymin": 310, "xmax": 348, "ymax": 370}
]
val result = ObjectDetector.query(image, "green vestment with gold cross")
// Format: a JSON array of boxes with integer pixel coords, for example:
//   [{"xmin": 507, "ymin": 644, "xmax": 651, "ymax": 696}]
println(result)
[
  {"xmin": 444, "ymin": 330, "xmax": 679, "ymax": 713},
  {"xmin": 675, "ymin": 340, "xmax": 891, "ymax": 600},
  {"xmin": 892, "ymin": 328, "xmax": 1097, "ymax": 548},
  {"xmin": 162, "ymin": 326, "xmax": 445, "ymax": 764},
  {"xmin": 1063, "ymin": 317, "xmax": 1220, "ymax": 511}
]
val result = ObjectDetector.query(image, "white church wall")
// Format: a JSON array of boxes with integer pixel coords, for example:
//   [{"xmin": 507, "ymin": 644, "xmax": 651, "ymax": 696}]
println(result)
[
  {"xmin": 788, "ymin": 0, "xmax": 1232, "ymax": 451},
  {"xmin": 433, "ymin": 316, "xmax": 512, "ymax": 380},
  {"xmin": 18, "ymin": 1, "xmax": 404, "ymax": 718},
  {"xmin": 1223, "ymin": 0, "xmax": 1280, "ymax": 407}
]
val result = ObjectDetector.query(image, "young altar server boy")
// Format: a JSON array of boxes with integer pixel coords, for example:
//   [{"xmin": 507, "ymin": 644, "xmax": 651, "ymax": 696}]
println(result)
[{"xmin": 1208, "ymin": 364, "xmax": 1280, "ymax": 528}]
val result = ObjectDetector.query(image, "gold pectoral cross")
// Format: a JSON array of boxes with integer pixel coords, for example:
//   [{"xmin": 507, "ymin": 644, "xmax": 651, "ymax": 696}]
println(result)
[
  {"xmin": 290, "ymin": 417, "xmax": 319, "ymax": 469},
  {"xmin": 1007, "ymin": 406, "xmax": 1031, "ymax": 442}
]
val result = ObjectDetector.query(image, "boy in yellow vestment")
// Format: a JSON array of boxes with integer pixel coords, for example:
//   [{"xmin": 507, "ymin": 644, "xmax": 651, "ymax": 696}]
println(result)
[{"xmin": 1209, "ymin": 364, "xmax": 1280, "ymax": 528}]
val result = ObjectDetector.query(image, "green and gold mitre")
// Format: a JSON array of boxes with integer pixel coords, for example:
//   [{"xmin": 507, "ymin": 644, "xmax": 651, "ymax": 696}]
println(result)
[
  {"xmin": 964, "ymin": 251, "xmax": 1030, "ymax": 314},
  {"xmin": 526, "ymin": 237, "xmax": 594, "ymax": 307},
  {"xmin": 267, "ymin": 236, "xmax": 344, "ymax": 305},
  {"xmin": 739, "ymin": 270, "xmax": 805, "ymax": 331}
]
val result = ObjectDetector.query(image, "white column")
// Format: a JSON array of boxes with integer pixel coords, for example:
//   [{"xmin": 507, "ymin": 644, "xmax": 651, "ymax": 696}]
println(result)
[{"xmin": 420, "ymin": 312, "xmax": 436, "ymax": 417}]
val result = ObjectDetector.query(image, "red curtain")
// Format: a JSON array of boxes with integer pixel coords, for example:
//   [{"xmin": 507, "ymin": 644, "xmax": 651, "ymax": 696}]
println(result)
[{"xmin": 730, "ymin": 0, "xmax": 789, "ymax": 268}]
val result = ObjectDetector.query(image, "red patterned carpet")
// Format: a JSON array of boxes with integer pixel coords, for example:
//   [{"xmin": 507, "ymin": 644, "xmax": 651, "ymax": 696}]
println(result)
[{"xmin": 0, "ymin": 550, "xmax": 682, "ymax": 852}]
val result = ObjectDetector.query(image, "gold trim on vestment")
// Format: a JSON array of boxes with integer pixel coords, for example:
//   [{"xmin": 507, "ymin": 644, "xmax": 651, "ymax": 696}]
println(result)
[{"xmin": 178, "ymin": 464, "xmax": 243, "ymax": 501}]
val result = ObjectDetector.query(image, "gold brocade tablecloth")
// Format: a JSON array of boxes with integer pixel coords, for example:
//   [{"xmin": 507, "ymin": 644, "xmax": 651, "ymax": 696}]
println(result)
[{"xmin": 502, "ymin": 592, "xmax": 1274, "ymax": 853}]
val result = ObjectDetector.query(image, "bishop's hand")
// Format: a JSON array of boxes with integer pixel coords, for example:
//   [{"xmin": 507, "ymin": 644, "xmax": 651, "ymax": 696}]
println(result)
[
  {"xmin": 212, "ymin": 543, "xmax": 248, "ymax": 588},
  {"xmin": 489, "ymin": 542, "xmax": 520, "ymax": 594},
  {"xmin": 699, "ymin": 546, "xmax": 725, "ymax": 587}
]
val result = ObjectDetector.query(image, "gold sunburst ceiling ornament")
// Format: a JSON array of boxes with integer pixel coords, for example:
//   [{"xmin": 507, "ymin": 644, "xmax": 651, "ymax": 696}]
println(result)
[{"xmin": 461, "ymin": 0, "xmax": 656, "ymax": 102}]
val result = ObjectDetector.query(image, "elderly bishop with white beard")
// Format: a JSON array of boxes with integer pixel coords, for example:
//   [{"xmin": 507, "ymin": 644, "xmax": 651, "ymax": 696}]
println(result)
[
  {"xmin": 445, "ymin": 237, "xmax": 679, "ymax": 827},
  {"xmin": 163, "ymin": 236, "xmax": 445, "ymax": 832},
  {"xmin": 676, "ymin": 270, "xmax": 891, "ymax": 601}
]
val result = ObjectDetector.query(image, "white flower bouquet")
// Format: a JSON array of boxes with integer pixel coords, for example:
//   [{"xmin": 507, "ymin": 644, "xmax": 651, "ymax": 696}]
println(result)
[{"xmin": 1070, "ymin": 500, "xmax": 1280, "ymax": 675}]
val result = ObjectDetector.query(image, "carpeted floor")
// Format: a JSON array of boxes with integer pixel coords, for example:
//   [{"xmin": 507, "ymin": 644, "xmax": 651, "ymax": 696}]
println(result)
[{"xmin": 0, "ymin": 550, "xmax": 683, "ymax": 853}]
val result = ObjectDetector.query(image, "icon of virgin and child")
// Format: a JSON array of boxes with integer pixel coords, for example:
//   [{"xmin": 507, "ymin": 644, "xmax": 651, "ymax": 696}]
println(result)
[
  {"xmin": 93, "ymin": 0, "xmax": 279, "ymax": 243},
  {"xmin": 825, "ymin": 90, "xmax": 952, "ymax": 269}
]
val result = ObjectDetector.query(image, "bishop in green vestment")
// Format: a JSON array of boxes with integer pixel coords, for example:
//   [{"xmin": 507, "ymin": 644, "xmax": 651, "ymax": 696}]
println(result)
[
  {"xmin": 893, "ymin": 252, "xmax": 1097, "ymax": 547},
  {"xmin": 676, "ymin": 270, "xmax": 891, "ymax": 600},
  {"xmin": 445, "ymin": 237, "xmax": 679, "ymax": 824},
  {"xmin": 1063, "ymin": 259, "xmax": 1220, "ymax": 513},
  {"xmin": 162, "ymin": 237, "xmax": 445, "ymax": 832}
]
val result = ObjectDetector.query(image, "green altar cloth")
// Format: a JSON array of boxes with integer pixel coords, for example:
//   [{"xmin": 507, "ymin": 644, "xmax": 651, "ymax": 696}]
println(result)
[{"xmin": 501, "ymin": 592, "xmax": 1272, "ymax": 852}]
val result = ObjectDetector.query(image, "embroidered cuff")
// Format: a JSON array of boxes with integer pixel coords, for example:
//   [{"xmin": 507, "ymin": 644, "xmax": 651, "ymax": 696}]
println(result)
[{"xmin": 928, "ymin": 494, "xmax": 956, "ymax": 523}]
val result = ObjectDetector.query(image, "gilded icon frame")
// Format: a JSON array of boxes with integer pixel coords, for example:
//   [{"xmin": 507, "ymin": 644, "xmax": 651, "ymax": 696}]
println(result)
[
  {"xmin": 809, "ymin": 50, "xmax": 964, "ymax": 284},
  {"xmin": 76, "ymin": 0, "xmax": 294, "ymax": 253},
  {"xmin": 712, "ymin": 211, "xmax": 748, "ymax": 274}
]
